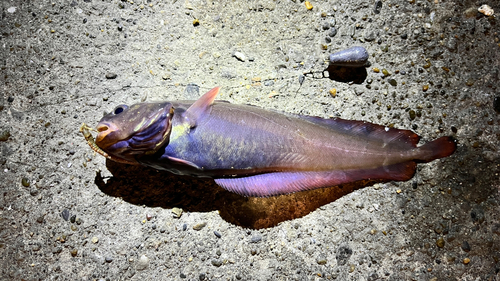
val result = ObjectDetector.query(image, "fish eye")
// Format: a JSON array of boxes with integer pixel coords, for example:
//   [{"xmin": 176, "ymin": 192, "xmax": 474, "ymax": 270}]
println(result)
[{"xmin": 114, "ymin": 105, "xmax": 128, "ymax": 115}]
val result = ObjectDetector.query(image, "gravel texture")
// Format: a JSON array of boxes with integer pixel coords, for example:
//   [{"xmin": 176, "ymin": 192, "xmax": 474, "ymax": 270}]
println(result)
[{"xmin": 1, "ymin": 0, "xmax": 500, "ymax": 280}]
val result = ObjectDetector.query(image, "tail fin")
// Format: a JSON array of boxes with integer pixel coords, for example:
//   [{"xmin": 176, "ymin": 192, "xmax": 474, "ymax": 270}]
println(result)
[{"xmin": 416, "ymin": 136, "xmax": 457, "ymax": 163}]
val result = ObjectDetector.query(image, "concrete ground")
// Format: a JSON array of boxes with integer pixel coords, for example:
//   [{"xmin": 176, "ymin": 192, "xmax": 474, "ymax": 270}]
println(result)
[{"xmin": 1, "ymin": 0, "xmax": 499, "ymax": 280}]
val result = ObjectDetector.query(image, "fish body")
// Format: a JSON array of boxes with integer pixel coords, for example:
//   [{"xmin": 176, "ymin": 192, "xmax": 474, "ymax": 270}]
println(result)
[{"xmin": 92, "ymin": 87, "xmax": 456, "ymax": 197}]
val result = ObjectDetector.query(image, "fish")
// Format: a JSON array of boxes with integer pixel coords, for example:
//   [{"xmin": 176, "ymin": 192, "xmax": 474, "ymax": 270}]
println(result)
[{"xmin": 80, "ymin": 87, "xmax": 456, "ymax": 197}]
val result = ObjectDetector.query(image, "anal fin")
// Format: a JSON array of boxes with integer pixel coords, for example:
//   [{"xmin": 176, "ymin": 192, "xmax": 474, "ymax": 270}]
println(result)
[{"xmin": 214, "ymin": 161, "xmax": 417, "ymax": 197}]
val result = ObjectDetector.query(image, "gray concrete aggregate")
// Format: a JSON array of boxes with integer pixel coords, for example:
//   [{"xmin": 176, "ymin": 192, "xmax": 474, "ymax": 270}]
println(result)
[{"xmin": 1, "ymin": 0, "xmax": 499, "ymax": 280}]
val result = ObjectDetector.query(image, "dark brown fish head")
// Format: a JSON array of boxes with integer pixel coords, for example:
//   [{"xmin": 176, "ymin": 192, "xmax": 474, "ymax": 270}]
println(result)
[{"xmin": 95, "ymin": 102, "xmax": 174, "ymax": 163}]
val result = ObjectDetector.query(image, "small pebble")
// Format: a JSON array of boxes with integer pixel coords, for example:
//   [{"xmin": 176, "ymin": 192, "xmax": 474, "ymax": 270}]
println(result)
[
  {"xmin": 21, "ymin": 177, "xmax": 30, "ymax": 187},
  {"xmin": 193, "ymin": 222, "xmax": 206, "ymax": 231},
  {"xmin": 328, "ymin": 27, "xmax": 337, "ymax": 37},
  {"xmin": 373, "ymin": 0, "xmax": 382, "ymax": 14},
  {"xmin": 316, "ymin": 256, "xmax": 327, "ymax": 265},
  {"xmin": 105, "ymin": 73, "xmax": 117, "ymax": 79},
  {"xmin": 478, "ymin": 4, "xmax": 494, "ymax": 16},
  {"xmin": 381, "ymin": 69, "xmax": 390, "ymax": 76},
  {"xmin": 214, "ymin": 231, "xmax": 222, "ymax": 238},
  {"xmin": 388, "ymin": 79, "xmax": 397, "ymax": 86},
  {"xmin": 211, "ymin": 259, "xmax": 223, "ymax": 267},
  {"xmin": 461, "ymin": 241, "xmax": 471, "ymax": 252},
  {"xmin": 0, "ymin": 130, "xmax": 10, "ymax": 141},
  {"xmin": 61, "ymin": 209, "xmax": 70, "ymax": 221},
  {"xmin": 298, "ymin": 75, "xmax": 305, "ymax": 85},
  {"xmin": 146, "ymin": 214, "xmax": 153, "ymax": 221},
  {"xmin": 182, "ymin": 223, "xmax": 187, "ymax": 231},
  {"xmin": 436, "ymin": 237, "xmax": 445, "ymax": 248},
  {"xmin": 463, "ymin": 257, "xmax": 470, "ymax": 264},
  {"xmin": 91, "ymin": 237, "xmax": 99, "ymax": 244},
  {"xmin": 305, "ymin": 1, "xmax": 313, "ymax": 10},
  {"xmin": 7, "ymin": 96, "xmax": 14, "ymax": 102},
  {"xmin": 105, "ymin": 256, "xmax": 113, "ymax": 263},
  {"xmin": 251, "ymin": 234, "xmax": 262, "ymax": 243},
  {"xmin": 172, "ymin": 207, "xmax": 183, "ymax": 218},
  {"xmin": 329, "ymin": 88, "xmax": 337, "ymax": 97},
  {"xmin": 70, "ymin": 248, "xmax": 78, "ymax": 257},
  {"xmin": 233, "ymin": 51, "xmax": 247, "ymax": 62},
  {"xmin": 70, "ymin": 215, "xmax": 76, "ymax": 223},
  {"xmin": 136, "ymin": 255, "xmax": 149, "ymax": 271}
]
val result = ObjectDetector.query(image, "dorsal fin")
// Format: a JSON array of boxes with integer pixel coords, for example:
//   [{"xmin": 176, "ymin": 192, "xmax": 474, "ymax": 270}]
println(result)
[
  {"xmin": 296, "ymin": 115, "xmax": 420, "ymax": 148},
  {"xmin": 183, "ymin": 87, "xmax": 220, "ymax": 127}
]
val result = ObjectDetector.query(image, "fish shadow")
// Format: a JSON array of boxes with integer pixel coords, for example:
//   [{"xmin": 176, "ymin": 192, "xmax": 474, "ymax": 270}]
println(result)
[
  {"xmin": 325, "ymin": 65, "xmax": 367, "ymax": 84},
  {"xmin": 95, "ymin": 160, "xmax": 378, "ymax": 229}
]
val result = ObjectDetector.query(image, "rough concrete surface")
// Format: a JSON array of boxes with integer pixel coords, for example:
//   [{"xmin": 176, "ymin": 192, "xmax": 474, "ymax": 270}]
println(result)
[{"xmin": 1, "ymin": 0, "xmax": 500, "ymax": 280}]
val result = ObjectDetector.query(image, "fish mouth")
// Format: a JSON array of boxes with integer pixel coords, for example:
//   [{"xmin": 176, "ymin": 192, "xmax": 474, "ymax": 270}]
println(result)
[
  {"xmin": 95, "ymin": 122, "xmax": 120, "ymax": 148},
  {"xmin": 79, "ymin": 123, "xmax": 138, "ymax": 165}
]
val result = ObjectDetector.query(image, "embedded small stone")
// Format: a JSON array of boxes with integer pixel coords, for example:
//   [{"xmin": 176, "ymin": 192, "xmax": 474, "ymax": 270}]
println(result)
[
  {"xmin": 61, "ymin": 209, "xmax": 70, "ymax": 221},
  {"xmin": 436, "ymin": 237, "xmax": 445, "ymax": 248},
  {"xmin": 91, "ymin": 237, "xmax": 99, "ymax": 244},
  {"xmin": 22, "ymin": 177, "xmax": 30, "ymax": 187},
  {"xmin": 136, "ymin": 255, "xmax": 149, "ymax": 271},
  {"xmin": 329, "ymin": 88, "xmax": 337, "ymax": 97},
  {"xmin": 316, "ymin": 256, "xmax": 327, "ymax": 265},
  {"xmin": 233, "ymin": 52, "xmax": 247, "ymax": 62},
  {"xmin": 211, "ymin": 259, "xmax": 223, "ymax": 267},
  {"xmin": 251, "ymin": 234, "xmax": 262, "ymax": 243},
  {"xmin": 374, "ymin": 0, "xmax": 382, "ymax": 14},
  {"xmin": 305, "ymin": 1, "xmax": 313, "ymax": 10},
  {"xmin": 70, "ymin": 248, "xmax": 78, "ymax": 257},
  {"xmin": 0, "ymin": 130, "xmax": 10, "ymax": 141},
  {"xmin": 463, "ymin": 257, "xmax": 470, "ymax": 264},
  {"xmin": 105, "ymin": 73, "xmax": 117, "ymax": 79},
  {"xmin": 478, "ymin": 4, "xmax": 494, "ymax": 16},
  {"xmin": 193, "ymin": 222, "xmax": 206, "ymax": 231},
  {"xmin": 172, "ymin": 207, "xmax": 183, "ymax": 218}
]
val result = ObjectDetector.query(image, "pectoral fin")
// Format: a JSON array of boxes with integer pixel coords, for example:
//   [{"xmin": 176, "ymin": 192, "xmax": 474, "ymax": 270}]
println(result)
[
  {"xmin": 166, "ymin": 156, "xmax": 201, "ymax": 169},
  {"xmin": 183, "ymin": 87, "xmax": 221, "ymax": 127},
  {"xmin": 214, "ymin": 161, "xmax": 416, "ymax": 197}
]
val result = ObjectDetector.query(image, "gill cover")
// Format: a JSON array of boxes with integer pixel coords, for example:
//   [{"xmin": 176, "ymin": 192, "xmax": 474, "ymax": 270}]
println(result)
[{"xmin": 95, "ymin": 102, "xmax": 174, "ymax": 163}]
